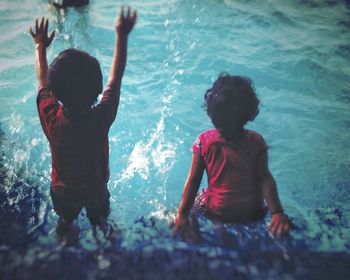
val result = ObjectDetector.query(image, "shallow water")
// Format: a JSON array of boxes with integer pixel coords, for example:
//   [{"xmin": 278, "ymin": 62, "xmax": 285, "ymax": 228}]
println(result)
[{"xmin": 0, "ymin": 0, "xmax": 350, "ymax": 278}]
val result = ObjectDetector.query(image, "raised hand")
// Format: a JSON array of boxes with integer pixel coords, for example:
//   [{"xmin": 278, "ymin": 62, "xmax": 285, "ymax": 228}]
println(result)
[
  {"xmin": 116, "ymin": 6, "xmax": 137, "ymax": 36},
  {"xmin": 29, "ymin": 17, "xmax": 55, "ymax": 48}
]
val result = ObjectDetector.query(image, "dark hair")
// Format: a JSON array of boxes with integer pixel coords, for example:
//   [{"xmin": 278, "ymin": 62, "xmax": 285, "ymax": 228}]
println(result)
[
  {"xmin": 204, "ymin": 73, "xmax": 260, "ymax": 141},
  {"xmin": 48, "ymin": 48, "xmax": 102, "ymax": 112}
]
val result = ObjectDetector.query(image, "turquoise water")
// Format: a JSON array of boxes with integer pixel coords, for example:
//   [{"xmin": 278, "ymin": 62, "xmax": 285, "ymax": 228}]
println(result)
[{"xmin": 1, "ymin": 0, "xmax": 350, "ymax": 278}]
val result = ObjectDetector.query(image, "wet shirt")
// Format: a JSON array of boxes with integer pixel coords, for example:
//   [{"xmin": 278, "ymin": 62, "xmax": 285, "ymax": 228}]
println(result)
[
  {"xmin": 192, "ymin": 129, "xmax": 268, "ymax": 222},
  {"xmin": 37, "ymin": 86, "xmax": 118, "ymax": 196}
]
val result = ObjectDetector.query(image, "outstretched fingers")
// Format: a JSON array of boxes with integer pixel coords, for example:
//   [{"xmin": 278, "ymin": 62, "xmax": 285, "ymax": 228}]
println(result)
[
  {"xmin": 39, "ymin": 17, "xmax": 45, "ymax": 31},
  {"xmin": 35, "ymin": 18, "xmax": 39, "ymax": 34},
  {"xmin": 30, "ymin": 16, "xmax": 55, "ymax": 47},
  {"xmin": 132, "ymin": 10, "xmax": 137, "ymax": 22},
  {"xmin": 120, "ymin": 5, "xmax": 137, "ymax": 21},
  {"xmin": 48, "ymin": 30, "xmax": 55, "ymax": 46},
  {"xmin": 116, "ymin": 6, "xmax": 137, "ymax": 35},
  {"xmin": 127, "ymin": 6, "xmax": 131, "ymax": 18},
  {"xmin": 44, "ymin": 18, "xmax": 49, "ymax": 35},
  {"xmin": 29, "ymin": 27, "xmax": 35, "ymax": 38},
  {"xmin": 30, "ymin": 18, "xmax": 40, "ymax": 38},
  {"xmin": 44, "ymin": 18, "xmax": 55, "ymax": 46},
  {"xmin": 120, "ymin": 6, "xmax": 125, "ymax": 18}
]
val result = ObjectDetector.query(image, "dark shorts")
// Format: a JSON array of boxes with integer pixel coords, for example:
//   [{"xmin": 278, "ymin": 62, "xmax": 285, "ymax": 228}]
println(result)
[{"xmin": 50, "ymin": 186, "xmax": 110, "ymax": 225}]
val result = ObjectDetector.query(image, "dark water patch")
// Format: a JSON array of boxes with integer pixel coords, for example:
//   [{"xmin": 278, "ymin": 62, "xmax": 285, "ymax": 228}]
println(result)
[
  {"xmin": 0, "ymin": 177, "xmax": 50, "ymax": 249},
  {"xmin": 271, "ymin": 10, "xmax": 296, "ymax": 27},
  {"xmin": 333, "ymin": 182, "xmax": 350, "ymax": 206},
  {"xmin": 0, "ymin": 124, "xmax": 51, "ymax": 249},
  {"xmin": 296, "ymin": 0, "xmax": 342, "ymax": 8},
  {"xmin": 338, "ymin": 18, "xmax": 350, "ymax": 30},
  {"xmin": 0, "ymin": 245, "xmax": 349, "ymax": 280},
  {"xmin": 335, "ymin": 44, "xmax": 350, "ymax": 59}
]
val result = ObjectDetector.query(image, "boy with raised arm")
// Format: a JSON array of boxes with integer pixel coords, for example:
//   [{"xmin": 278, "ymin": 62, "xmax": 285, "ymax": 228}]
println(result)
[{"xmin": 29, "ymin": 7, "xmax": 137, "ymax": 242}]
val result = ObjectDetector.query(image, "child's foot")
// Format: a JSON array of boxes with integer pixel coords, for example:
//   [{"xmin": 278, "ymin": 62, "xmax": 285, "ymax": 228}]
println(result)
[
  {"xmin": 56, "ymin": 219, "xmax": 79, "ymax": 246},
  {"xmin": 107, "ymin": 226, "xmax": 123, "ymax": 246},
  {"xmin": 92, "ymin": 218, "xmax": 122, "ymax": 246}
]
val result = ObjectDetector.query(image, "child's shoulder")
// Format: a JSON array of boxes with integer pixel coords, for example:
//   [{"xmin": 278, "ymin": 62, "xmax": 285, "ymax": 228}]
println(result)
[
  {"xmin": 193, "ymin": 128, "xmax": 218, "ymax": 146},
  {"xmin": 245, "ymin": 129, "xmax": 264, "ymax": 139},
  {"xmin": 244, "ymin": 129, "xmax": 268, "ymax": 148},
  {"xmin": 197, "ymin": 128, "xmax": 219, "ymax": 140},
  {"xmin": 197, "ymin": 129, "xmax": 265, "ymax": 143},
  {"xmin": 192, "ymin": 129, "xmax": 219, "ymax": 154}
]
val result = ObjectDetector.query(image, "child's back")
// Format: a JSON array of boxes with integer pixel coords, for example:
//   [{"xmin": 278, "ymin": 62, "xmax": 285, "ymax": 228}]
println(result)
[
  {"xmin": 175, "ymin": 74, "xmax": 292, "ymax": 239},
  {"xmin": 192, "ymin": 128, "xmax": 267, "ymax": 222},
  {"xmin": 46, "ymin": 110, "xmax": 108, "ymax": 192},
  {"xmin": 38, "ymin": 49, "xmax": 115, "ymax": 196},
  {"xmin": 30, "ymin": 8, "xmax": 137, "ymax": 241}
]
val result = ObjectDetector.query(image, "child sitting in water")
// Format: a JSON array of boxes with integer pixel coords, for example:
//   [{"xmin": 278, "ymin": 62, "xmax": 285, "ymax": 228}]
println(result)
[
  {"xmin": 175, "ymin": 74, "xmax": 292, "ymax": 240},
  {"xmin": 29, "ymin": 7, "xmax": 137, "ymax": 242}
]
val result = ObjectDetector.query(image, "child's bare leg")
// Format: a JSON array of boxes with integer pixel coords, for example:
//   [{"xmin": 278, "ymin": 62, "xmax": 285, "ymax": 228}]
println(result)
[
  {"xmin": 91, "ymin": 217, "xmax": 123, "ymax": 248},
  {"xmin": 85, "ymin": 191, "xmax": 121, "ymax": 242},
  {"xmin": 56, "ymin": 217, "xmax": 72, "ymax": 236},
  {"xmin": 50, "ymin": 189, "xmax": 81, "ymax": 245},
  {"xmin": 56, "ymin": 217, "xmax": 79, "ymax": 246},
  {"xmin": 91, "ymin": 216, "xmax": 110, "ymax": 239}
]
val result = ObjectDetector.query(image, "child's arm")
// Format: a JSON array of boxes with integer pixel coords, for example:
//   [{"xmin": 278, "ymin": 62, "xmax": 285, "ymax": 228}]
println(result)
[
  {"xmin": 174, "ymin": 153, "xmax": 205, "ymax": 242},
  {"xmin": 257, "ymin": 151, "xmax": 292, "ymax": 238},
  {"xmin": 29, "ymin": 17, "xmax": 55, "ymax": 89},
  {"xmin": 104, "ymin": 7, "xmax": 137, "ymax": 105}
]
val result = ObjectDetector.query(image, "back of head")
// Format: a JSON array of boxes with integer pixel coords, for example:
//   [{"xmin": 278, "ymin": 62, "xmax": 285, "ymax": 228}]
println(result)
[
  {"xmin": 48, "ymin": 48, "xmax": 102, "ymax": 114},
  {"xmin": 204, "ymin": 73, "xmax": 260, "ymax": 141}
]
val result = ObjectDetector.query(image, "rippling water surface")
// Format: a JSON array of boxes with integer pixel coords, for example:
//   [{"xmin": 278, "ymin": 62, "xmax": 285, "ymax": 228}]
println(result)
[{"xmin": 0, "ymin": 0, "xmax": 349, "ymax": 278}]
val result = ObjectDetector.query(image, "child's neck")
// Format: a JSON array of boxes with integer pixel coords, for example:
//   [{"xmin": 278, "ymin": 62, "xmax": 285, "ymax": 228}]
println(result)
[
  {"xmin": 63, "ymin": 107, "xmax": 91, "ymax": 120},
  {"xmin": 219, "ymin": 127, "xmax": 245, "ymax": 142}
]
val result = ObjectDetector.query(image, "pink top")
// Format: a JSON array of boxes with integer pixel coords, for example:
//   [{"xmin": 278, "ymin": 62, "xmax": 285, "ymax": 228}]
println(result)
[
  {"xmin": 192, "ymin": 129, "xmax": 268, "ymax": 222},
  {"xmin": 37, "ymin": 85, "xmax": 118, "ymax": 196}
]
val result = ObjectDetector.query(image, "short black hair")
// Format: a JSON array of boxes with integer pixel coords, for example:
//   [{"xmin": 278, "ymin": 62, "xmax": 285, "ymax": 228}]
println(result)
[
  {"xmin": 48, "ymin": 48, "xmax": 102, "ymax": 111},
  {"xmin": 204, "ymin": 73, "xmax": 260, "ymax": 140}
]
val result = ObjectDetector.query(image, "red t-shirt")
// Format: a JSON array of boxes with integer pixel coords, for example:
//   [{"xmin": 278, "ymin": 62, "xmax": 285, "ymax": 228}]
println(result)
[
  {"xmin": 192, "ymin": 129, "xmax": 268, "ymax": 222},
  {"xmin": 37, "ymin": 85, "xmax": 118, "ymax": 196}
]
